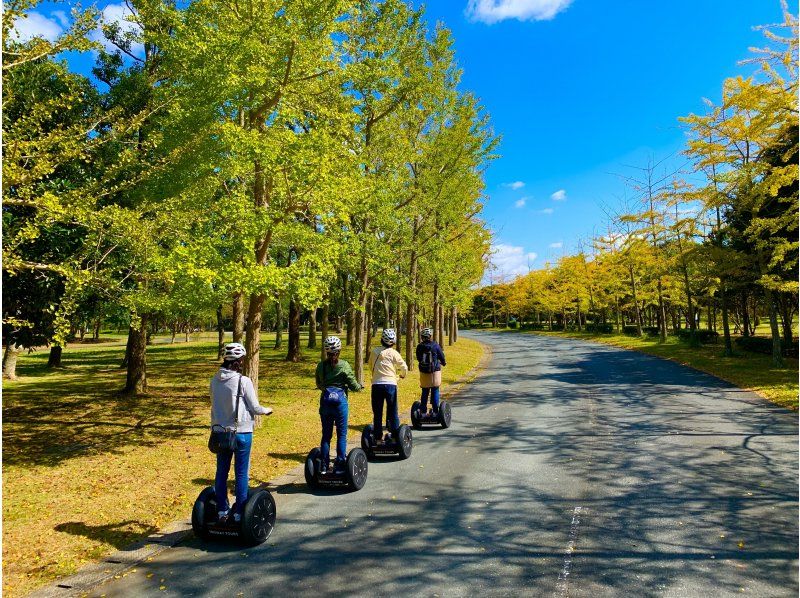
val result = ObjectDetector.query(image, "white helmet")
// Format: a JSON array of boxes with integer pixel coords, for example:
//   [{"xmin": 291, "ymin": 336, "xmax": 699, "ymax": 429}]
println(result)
[
  {"xmin": 421, "ymin": 327, "xmax": 433, "ymax": 340},
  {"xmin": 324, "ymin": 336, "xmax": 342, "ymax": 354},
  {"xmin": 223, "ymin": 342, "xmax": 246, "ymax": 360},
  {"xmin": 381, "ymin": 329, "xmax": 396, "ymax": 346}
]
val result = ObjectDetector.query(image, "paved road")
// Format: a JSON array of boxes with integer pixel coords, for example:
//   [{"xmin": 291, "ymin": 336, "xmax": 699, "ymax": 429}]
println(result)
[{"xmin": 91, "ymin": 332, "xmax": 798, "ymax": 597}]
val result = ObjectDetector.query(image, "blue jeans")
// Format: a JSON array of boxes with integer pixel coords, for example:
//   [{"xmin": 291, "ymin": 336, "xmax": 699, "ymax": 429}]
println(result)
[
  {"xmin": 215, "ymin": 432, "xmax": 252, "ymax": 516},
  {"xmin": 421, "ymin": 387, "xmax": 440, "ymax": 413},
  {"xmin": 320, "ymin": 395, "xmax": 349, "ymax": 466},
  {"xmin": 371, "ymin": 384, "xmax": 399, "ymax": 438}
]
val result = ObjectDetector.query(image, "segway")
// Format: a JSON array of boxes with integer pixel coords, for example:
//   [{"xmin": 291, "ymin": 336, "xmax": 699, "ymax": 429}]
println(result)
[
  {"xmin": 410, "ymin": 400, "xmax": 452, "ymax": 430},
  {"xmin": 192, "ymin": 486, "xmax": 276, "ymax": 546},
  {"xmin": 304, "ymin": 447, "xmax": 368, "ymax": 491},
  {"xmin": 360, "ymin": 424, "xmax": 412, "ymax": 459}
]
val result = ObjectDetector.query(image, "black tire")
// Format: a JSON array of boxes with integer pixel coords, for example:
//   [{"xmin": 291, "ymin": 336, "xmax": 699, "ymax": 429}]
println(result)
[
  {"xmin": 240, "ymin": 489, "xmax": 276, "ymax": 546},
  {"xmin": 410, "ymin": 401, "xmax": 422, "ymax": 429},
  {"xmin": 438, "ymin": 401, "xmax": 452, "ymax": 429},
  {"xmin": 346, "ymin": 448, "xmax": 369, "ymax": 491},
  {"xmin": 305, "ymin": 448, "xmax": 321, "ymax": 488},
  {"xmin": 361, "ymin": 425, "xmax": 375, "ymax": 458},
  {"xmin": 397, "ymin": 424, "xmax": 413, "ymax": 459},
  {"xmin": 191, "ymin": 486, "xmax": 217, "ymax": 541}
]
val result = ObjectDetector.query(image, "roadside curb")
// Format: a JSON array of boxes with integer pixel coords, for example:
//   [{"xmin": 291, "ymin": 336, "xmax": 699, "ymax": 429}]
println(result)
[{"xmin": 28, "ymin": 338, "xmax": 492, "ymax": 597}]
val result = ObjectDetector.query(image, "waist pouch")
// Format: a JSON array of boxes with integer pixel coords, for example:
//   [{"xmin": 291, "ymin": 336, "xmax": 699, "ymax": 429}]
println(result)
[{"xmin": 321, "ymin": 386, "xmax": 347, "ymax": 406}]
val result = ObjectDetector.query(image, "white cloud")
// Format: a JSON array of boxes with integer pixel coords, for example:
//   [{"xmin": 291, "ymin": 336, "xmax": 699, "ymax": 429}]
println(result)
[
  {"xmin": 466, "ymin": 0, "xmax": 573, "ymax": 24},
  {"xmin": 514, "ymin": 197, "xmax": 527, "ymax": 208},
  {"xmin": 550, "ymin": 189, "xmax": 567, "ymax": 201},
  {"xmin": 90, "ymin": 3, "xmax": 143, "ymax": 57},
  {"xmin": 538, "ymin": 208, "xmax": 554, "ymax": 214},
  {"xmin": 486, "ymin": 243, "xmax": 538, "ymax": 282},
  {"xmin": 549, "ymin": 241, "xmax": 563, "ymax": 249},
  {"xmin": 503, "ymin": 181, "xmax": 525, "ymax": 190},
  {"xmin": 11, "ymin": 11, "xmax": 64, "ymax": 42}
]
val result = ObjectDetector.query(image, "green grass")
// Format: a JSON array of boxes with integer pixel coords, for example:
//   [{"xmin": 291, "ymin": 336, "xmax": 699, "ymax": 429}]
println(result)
[
  {"xmin": 483, "ymin": 327, "xmax": 797, "ymax": 410},
  {"xmin": 1, "ymin": 332, "xmax": 486, "ymax": 597}
]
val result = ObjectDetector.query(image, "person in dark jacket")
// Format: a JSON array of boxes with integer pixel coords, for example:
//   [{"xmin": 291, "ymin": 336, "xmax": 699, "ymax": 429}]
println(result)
[
  {"xmin": 315, "ymin": 336, "xmax": 361, "ymax": 474},
  {"xmin": 415, "ymin": 327, "xmax": 446, "ymax": 415}
]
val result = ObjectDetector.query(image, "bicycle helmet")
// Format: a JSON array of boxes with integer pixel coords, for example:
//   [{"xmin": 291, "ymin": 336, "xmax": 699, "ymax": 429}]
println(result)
[
  {"xmin": 324, "ymin": 336, "xmax": 342, "ymax": 354},
  {"xmin": 381, "ymin": 328, "xmax": 396, "ymax": 346},
  {"xmin": 421, "ymin": 327, "xmax": 433, "ymax": 340},
  {"xmin": 223, "ymin": 342, "xmax": 246, "ymax": 360}
]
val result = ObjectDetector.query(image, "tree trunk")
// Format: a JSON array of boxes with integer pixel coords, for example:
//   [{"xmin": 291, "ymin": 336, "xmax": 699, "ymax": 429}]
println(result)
[
  {"xmin": 244, "ymin": 294, "xmax": 265, "ymax": 397},
  {"xmin": 232, "ymin": 292, "xmax": 245, "ymax": 344},
  {"xmin": 779, "ymin": 292, "xmax": 795, "ymax": 349},
  {"xmin": 47, "ymin": 345, "xmax": 63, "ymax": 368},
  {"xmin": 320, "ymin": 304, "xmax": 330, "ymax": 361},
  {"xmin": 93, "ymin": 318, "xmax": 101, "ymax": 341},
  {"xmin": 307, "ymin": 308, "xmax": 317, "ymax": 349},
  {"xmin": 395, "ymin": 297, "xmax": 402, "ymax": 355},
  {"xmin": 437, "ymin": 302, "xmax": 444, "ymax": 347},
  {"xmin": 273, "ymin": 294, "xmax": 283, "ymax": 350},
  {"xmin": 432, "ymin": 282, "xmax": 439, "ymax": 344},
  {"xmin": 353, "ymin": 256, "xmax": 369, "ymax": 385},
  {"xmin": 741, "ymin": 293, "xmax": 751, "ymax": 337},
  {"xmin": 449, "ymin": 306, "xmax": 456, "ymax": 345},
  {"xmin": 286, "ymin": 296, "xmax": 301, "ymax": 362},
  {"xmin": 217, "ymin": 305, "xmax": 225, "ymax": 358},
  {"xmin": 720, "ymin": 286, "xmax": 733, "ymax": 356},
  {"xmin": 628, "ymin": 265, "xmax": 643, "ymax": 337},
  {"xmin": 657, "ymin": 280, "xmax": 667, "ymax": 343},
  {"xmin": 124, "ymin": 314, "xmax": 149, "ymax": 394},
  {"xmin": 3, "ymin": 341, "xmax": 20, "ymax": 380},
  {"xmin": 765, "ymin": 288, "xmax": 784, "ymax": 367},
  {"xmin": 364, "ymin": 293, "xmax": 374, "ymax": 364}
]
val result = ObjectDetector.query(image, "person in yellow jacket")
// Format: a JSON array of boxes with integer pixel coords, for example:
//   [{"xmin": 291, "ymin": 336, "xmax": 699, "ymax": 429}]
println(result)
[{"xmin": 368, "ymin": 329, "xmax": 408, "ymax": 442}]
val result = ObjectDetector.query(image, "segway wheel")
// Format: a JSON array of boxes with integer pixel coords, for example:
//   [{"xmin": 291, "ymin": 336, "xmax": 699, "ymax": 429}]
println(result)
[
  {"xmin": 346, "ymin": 448, "xmax": 369, "ymax": 491},
  {"xmin": 240, "ymin": 489, "xmax": 276, "ymax": 546},
  {"xmin": 438, "ymin": 401, "xmax": 452, "ymax": 429},
  {"xmin": 191, "ymin": 486, "xmax": 217, "ymax": 541},
  {"xmin": 410, "ymin": 401, "xmax": 422, "ymax": 429},
  {"xmin": 397, "ymin": 424, "xmax": 413, "ymax": 459},
  {"xmin": 361, "ymin": 425, "xmax": 375, "ymax": 458},
  {"xmin": 305, "ymin": 448, "xmax": 321, "ymax": 488}
]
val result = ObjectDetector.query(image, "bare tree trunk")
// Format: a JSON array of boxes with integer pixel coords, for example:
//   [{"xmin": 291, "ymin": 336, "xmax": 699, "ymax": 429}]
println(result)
[
  {"xmin": 364, "ymin": 292, "xmax": 374, "ymax": 364},
  {"xmin": 628, "ymin": 265, "xmax": 643, "ymax": 337},
  {"xmin": 170, "ymin": 321, "xmax": 177, "ymax": 344},
  {"xmin": 232, "ymin": 292, "xmax": 245, "ymax": 344},
  {"xmin": 3, "ymin": 341, "xmax": 20, "ymax": 380},
  {"xmin": 47, "ymin": 345, "xmax": 63, "ymax": 368},
  {"xmin": 307, "ymin": 308, "xmax": 317, "ymax": 349},
  {"xmin": 353, "ymin": 255, "xmax": 369, "ymax": 385},
  {"xmin": 273, "ymin": 294, "xmax": 284, "ymax": 350},
  {"xmin": 93, "ymin": 318, "xmax": 101, "ymax": 341},
  {"xmin": 437, "ymin": 302, "xmax": 444, "ymax": 347},
  {"xmin": 395, "ymin": 297, "xmax": 402, "ymax": 354},
  {"xmin": 286, "ymin": 296, "xmax": 301, "ymax": 362},
  {"xmin": 217, "ymin": 305, "xmax": 225, "ymax": 358},
  {"xmin": 320, "ymin": 303, "xmax": 329, "ymax": 361},
  {"xmin": 124, "ymin": 314, "xmax": 149, "ymax": 394},
  {"xmin": 121, "ymin": 324, "xmax": 133, "ymax": 368},
  {"xmin": 244, "ymin": 294, "xmax": 265, "ymax": 396},
  {"xmin": 432, "ymin": 282, "xmax": 439, "ymax": 344},
  {"xmin": 449, "ymin": 306, "xmax": 456, "ymax": 345},
  {"xmin": 766, "ymin": 289, "xmax": 784, "ymax": 367}
]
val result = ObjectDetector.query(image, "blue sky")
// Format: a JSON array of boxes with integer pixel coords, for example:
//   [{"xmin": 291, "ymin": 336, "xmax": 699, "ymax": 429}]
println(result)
[
  {"xmin": 11, "ymin": 0, "xmax": 788, "ymax": 282},
  {"xmin": 420, "ymin": 0, "xmax": 787, "ymax": 281}
]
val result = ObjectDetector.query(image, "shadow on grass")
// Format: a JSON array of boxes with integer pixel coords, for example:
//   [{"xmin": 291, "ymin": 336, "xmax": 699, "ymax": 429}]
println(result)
[
  {"xmin": 54, "ymin": 521, "xmax": 158, "ymax": 550},
  {"xmin": 2, "ymin": 339, "xmax": 320, "ymax": 468}
]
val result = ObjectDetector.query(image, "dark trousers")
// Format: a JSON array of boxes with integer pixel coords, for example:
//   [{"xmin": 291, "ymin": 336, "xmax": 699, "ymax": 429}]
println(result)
[
  {"xmin": 421, "ymin": 386, "xmax": 440, "ymax": 413},
  {"xmin": 371, "ymin": 384, "xmax": 399, "ymax": 438},
  {"xmin": 320, "ymin": 397, "xmax": 349, "ymax": 466}
]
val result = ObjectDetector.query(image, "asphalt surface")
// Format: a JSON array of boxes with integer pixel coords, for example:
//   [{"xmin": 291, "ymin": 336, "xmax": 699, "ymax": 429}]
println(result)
[{"xmin": 90, "ymin": 331, "xmax": 798, "ymax": 597}]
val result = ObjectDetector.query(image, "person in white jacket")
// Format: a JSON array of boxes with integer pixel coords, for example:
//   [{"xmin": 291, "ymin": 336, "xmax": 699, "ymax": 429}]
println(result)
[
  {"xmin": 368, "ymin": 329, "xmax": 408, "ymax": 442},
  {"xmin": 210, "ymin": 343, "xmax": 272, "ymax": 523}
]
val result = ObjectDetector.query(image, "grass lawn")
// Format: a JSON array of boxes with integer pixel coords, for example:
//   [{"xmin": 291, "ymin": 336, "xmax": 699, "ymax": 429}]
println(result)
[
  {"xmin": 488, "ymin": 328, "xmax": 797, "ymax": 410},
  {"xmin": 2, "ymin": 332, "xmax": 485, "ymax": 597}
]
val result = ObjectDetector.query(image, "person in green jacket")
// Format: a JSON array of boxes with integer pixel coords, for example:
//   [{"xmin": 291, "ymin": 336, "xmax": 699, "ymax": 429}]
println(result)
[{"xmin": 315, "ymin": 336, "xmax": 361, "ymax": 474}]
